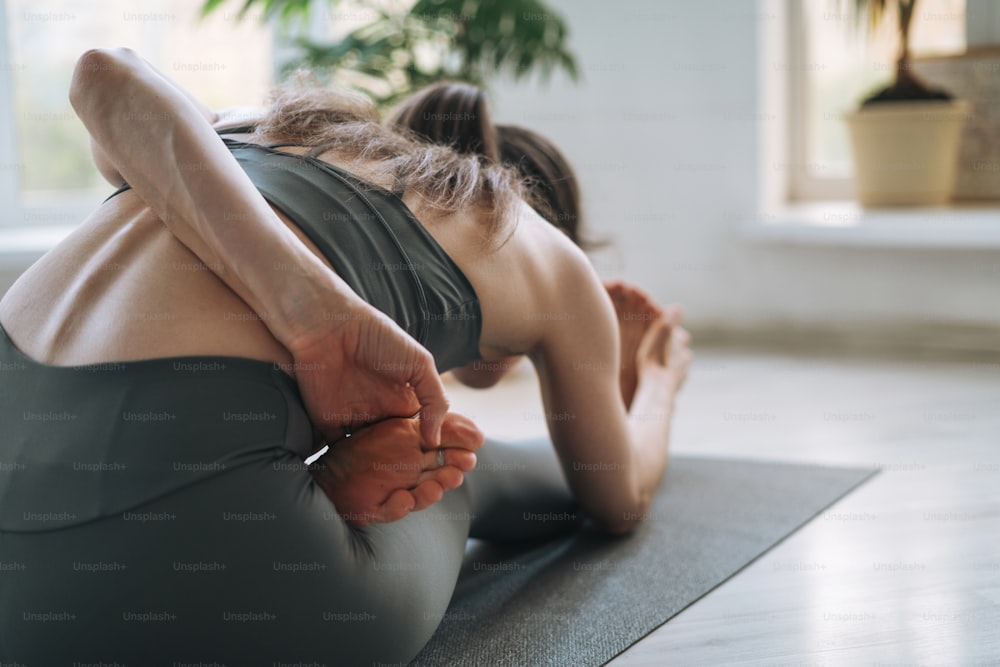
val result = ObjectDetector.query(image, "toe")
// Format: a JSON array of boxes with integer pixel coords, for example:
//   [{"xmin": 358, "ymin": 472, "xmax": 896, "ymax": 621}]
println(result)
[
  {"xmin": 434, "ymin": 466, "xmax": 465, "ymax": 490},
  {"xmin": 417, "ymin": 464, "xmax": 464, "ymax": 489},
  {"xmin": 438, "ymin": 413, "xmax": 484, "ymax": 450},
  {"xmin": 375, "ymin": 489, "xmax": 416, "ymax": 523},
  {"xmin": 421, "ymin": 448, "xmax": 476, "ymax": 472},
  {"xmin": 410, "ymin": 480, "xmax": 445, "ymax": 511},
  {"xmin": 448, "ymin": 449, "xmax": 477, "ymax": 472}
]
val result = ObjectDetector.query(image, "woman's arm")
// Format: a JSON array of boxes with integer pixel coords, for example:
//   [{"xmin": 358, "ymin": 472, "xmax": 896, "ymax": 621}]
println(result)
[
  {"xmin": 524, "ymin": 218, "xmax": 687, "ymax": 535},
  {"xmin": 88, "ymin": 54, "xmax": 218, "ymax": 187},
  {"xmin": 212, "ymin": 105, "xmax": 266, "ymax": 131},
  {"xmin": 89, "ymin": 137, "xmax": 125, "ymax": 187},
  {"xmin": 92, "ymin": 103, "xmax": 268, "ymax": 187},
  {"xmin": 68, "ymin": 47, "xmax": 449, "ymax": 444}
]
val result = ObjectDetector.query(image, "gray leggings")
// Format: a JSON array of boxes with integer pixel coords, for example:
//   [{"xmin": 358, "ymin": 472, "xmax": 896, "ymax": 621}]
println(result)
[{"xmin": 0, "ymin": 342, "xmax": 578, "ymax": 666}]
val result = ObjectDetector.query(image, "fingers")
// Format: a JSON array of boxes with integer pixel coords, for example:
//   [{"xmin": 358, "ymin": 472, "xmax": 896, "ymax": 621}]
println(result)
[
  {"xmin": 628, "ymin": 284, "xmax": 664, "ymax": 319},
  {"xmin": 672, "ymin": 325, "xmax": 692, "ymax": 347},
  {"xmin": 637, "ymin": 315, "xmax": 673, "ymax": 366},
  {"xmin": 407, "ymin": 350, "xmax": 449, "ymax": 447},
  {"xmin": 606, "ymin": 281, "xmax": 665, "ymax": 318},
  {"xmin": 662, "ymin": 303, "xmax": 684, "ymax": 325},
  {"xmin": 667, "ymin": 324, "xmax": 693, "ymax": 389},
  {"xmin": 606, "ymin": 280, "xmax": 626, "ymax": 302}
]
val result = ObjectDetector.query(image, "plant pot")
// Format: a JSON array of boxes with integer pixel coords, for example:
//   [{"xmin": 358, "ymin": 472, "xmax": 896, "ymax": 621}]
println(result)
[{"xmin": 844, "ymin": 100, "xmax": 969, "ymax": 206}]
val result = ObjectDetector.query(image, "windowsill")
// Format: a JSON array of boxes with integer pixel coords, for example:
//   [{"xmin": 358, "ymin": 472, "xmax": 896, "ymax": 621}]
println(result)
[{"xmin": 744, "ymin": 201, "xmax": 1000, "ymax": 249}]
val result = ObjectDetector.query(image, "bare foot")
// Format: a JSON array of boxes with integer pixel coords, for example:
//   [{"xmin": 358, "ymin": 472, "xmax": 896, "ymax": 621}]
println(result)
[
  {"xmin": 606, "ymin": 281, "xmax": 665, "ymax": 409},
  {"xmin": 310, "ymin": 413, "xmax": 483, "ymax": 528}
]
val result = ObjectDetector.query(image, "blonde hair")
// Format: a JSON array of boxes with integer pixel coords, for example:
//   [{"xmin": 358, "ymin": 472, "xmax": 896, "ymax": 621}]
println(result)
[{"xmin": 256, "ymin": 82, "xmax": 521, "ymax": 241}]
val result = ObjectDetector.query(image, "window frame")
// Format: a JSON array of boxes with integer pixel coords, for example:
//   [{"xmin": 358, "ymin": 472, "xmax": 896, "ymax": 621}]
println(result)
[
  {"xmin": 0, "ymin": 0, "xmax": 23, "ymax": 226},
  {"xmin": 785, "ymin": 0, "xmax": 854, "ymax": 202},
  {"xmin": 784, "ymin": 0, "xmax": 996, "ymax": 204},
  {"xmin": 0, "ymin": 0, "xmax": 283, "ymax": 233}
]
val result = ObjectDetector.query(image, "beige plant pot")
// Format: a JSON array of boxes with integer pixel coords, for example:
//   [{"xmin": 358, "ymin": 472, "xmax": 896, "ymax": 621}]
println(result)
[{"xmin": 844, "ymin": 100, "xmax": 969, "ymax": 206}]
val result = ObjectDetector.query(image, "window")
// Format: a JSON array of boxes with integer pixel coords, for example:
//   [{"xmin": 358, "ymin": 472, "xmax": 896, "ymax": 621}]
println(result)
[
  {"xmin": 0, "ymin": 0, "xmax": 274, "ymax": 228},
  {"xmin": 788, "ymin": 0, "xmax": 967, "ymax": 201}
]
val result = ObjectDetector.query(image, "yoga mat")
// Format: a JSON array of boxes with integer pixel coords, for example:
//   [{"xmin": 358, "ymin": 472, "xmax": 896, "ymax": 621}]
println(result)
[{"xmin": 411, "ymin": 456, "xmax": 877, "ymax": 667}]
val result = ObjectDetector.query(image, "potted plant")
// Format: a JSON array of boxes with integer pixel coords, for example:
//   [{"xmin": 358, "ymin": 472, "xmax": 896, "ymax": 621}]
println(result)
[
  {"xmin": 202, "ymin": 0, "xmax": 579, "ymax": 107},
  {"xmin": 843, "ymin": 0, "xmax": 969, "ymax": 205}
]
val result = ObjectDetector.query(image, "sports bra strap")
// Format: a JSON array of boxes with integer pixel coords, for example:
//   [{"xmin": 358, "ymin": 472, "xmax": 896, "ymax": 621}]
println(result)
[{"xmin": 215, "ymin": 124, "xmax": 258, "ymax": 135}]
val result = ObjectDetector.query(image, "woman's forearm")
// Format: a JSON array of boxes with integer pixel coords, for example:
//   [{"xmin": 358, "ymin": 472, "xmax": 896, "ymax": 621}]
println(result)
[
  {"xmin": 89, "ymin": 136, "xmax": 125, "ymax": 187},
  {"xmin": 69, "ymin": 47, "xmax": 356, "ymax": 346},
  {"xmin": 626, "ymin": 369, "xmax": 677, "ymax": 521},
  {"xmin": 69, "ymin": 47, "xmax": 450, "ymax": 445}
]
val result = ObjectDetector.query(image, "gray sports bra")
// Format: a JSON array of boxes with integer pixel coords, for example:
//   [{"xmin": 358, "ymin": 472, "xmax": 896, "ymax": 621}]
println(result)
[{"xmin": 107, "ymin": 129, "xmax": 483, "ymax": 372}]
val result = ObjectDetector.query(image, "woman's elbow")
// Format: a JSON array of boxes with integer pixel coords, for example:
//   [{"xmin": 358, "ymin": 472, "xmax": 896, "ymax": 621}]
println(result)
[{"xmin": 69, "ymin": 47, "xmax": 136, "ymax": 112}]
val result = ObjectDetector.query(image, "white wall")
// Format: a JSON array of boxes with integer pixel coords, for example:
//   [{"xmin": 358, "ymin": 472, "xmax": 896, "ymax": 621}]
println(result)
[{"xmin": 490, "ymin": 0, "xmax": 1000, "ymax": 348}]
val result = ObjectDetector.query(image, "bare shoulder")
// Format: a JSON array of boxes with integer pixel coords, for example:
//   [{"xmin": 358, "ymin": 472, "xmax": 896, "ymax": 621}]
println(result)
[
  {"xmin": 442, "ymin": 198, "xmax": 605, "ymax": 359},
  {"xmin": 509, "ymin": 199, "xmax": 602, "ymax": 320}
]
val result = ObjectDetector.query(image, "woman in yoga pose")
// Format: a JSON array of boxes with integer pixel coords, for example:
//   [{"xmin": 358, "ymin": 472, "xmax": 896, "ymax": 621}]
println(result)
[{"xmin": 0, "ymin": 48, "xmax": 689, "ymax": 665}]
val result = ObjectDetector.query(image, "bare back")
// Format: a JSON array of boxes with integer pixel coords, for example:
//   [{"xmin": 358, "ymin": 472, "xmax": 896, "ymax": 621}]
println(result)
[{"xmin": 0, "ymin": 145, "xmax": 563, "ymax": 374}]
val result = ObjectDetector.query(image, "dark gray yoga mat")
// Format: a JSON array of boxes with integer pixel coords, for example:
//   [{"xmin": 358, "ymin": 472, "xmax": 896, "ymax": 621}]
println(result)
[{"xmin": 411, "ymin": 455, "xmax": 877, "ymax": 667}]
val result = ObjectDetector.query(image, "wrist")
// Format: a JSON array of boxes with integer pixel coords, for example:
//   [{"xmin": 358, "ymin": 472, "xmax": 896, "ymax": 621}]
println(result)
[
  {"xmin": 633, "ymin": 367, "xmax": 680, "ymax": 402},
  {"xmin": 269, "ymin": 268, "xmax": 365, "ymax": 354},
  {"xmin": 627, "ymin": 373, "xmax": 676, "ymax": 427}
]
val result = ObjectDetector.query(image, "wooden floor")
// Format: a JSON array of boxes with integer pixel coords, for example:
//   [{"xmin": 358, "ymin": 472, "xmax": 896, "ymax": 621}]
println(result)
[{"xmin": 443, "ymin": 348, "xmax": 1000, "ymax": 666}]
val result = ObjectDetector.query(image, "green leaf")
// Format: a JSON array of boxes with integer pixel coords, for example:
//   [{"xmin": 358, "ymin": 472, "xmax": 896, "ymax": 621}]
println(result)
[{"xmin": 203, "ymin": 0, "xmax": 581, "ymax": 108}]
